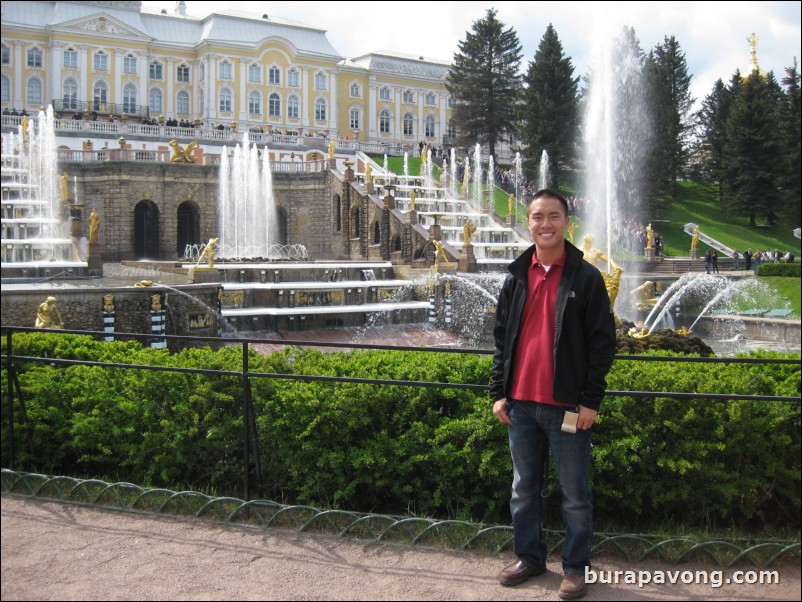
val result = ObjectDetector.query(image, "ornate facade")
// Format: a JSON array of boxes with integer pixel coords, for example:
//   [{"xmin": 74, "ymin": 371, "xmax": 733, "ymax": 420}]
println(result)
[{"xmin": 1, "ymin": 1, "xmax": 454, "ymax": 146}]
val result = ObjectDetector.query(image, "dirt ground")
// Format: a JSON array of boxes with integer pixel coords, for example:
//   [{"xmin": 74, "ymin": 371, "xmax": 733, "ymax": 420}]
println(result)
[{"xmin": 2, "ymin": 496, "xmax": 798, "ymax": 601}]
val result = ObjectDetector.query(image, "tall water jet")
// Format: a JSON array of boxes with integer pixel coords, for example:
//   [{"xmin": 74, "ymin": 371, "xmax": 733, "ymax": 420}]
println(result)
[
  {"xmin": 583, "ymin": 26, "xmax": 651, "ymax": 320},
  {"xmin": 538, "ymin": 150, "xmax": 550, "ymax": 190},
  {"xmin": 217, "ymin": 133, "xmax": 278, "ymax": 260},
  {"xmin": 1, "ymin": 106, "xmax": 85, "ymax": 271},
  {"xmin": 513, "ymin": 152, "xmax": 524, "ymax": 202},
  {"xmin": 450, "ymin": 148, "xmax": 457, "ymax": 197},
  {"xmin": 473, "ymin": 143, "xmax": 482, "ymax": 204}
]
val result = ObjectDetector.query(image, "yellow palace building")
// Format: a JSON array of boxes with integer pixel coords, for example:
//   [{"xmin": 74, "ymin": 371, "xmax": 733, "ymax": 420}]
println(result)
[{"xmin": 1, "ymin": 1, "xmax": 456, "ymax": 150}]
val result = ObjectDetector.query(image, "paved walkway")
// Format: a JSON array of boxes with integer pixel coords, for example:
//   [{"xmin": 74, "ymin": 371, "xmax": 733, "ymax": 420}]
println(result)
[{"xmin": 2, "ymin": 496, "xmax": 799, "ymax": 601}]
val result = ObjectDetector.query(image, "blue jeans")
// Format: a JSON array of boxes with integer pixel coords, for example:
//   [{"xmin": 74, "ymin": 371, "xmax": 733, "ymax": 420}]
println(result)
[{"xmin": 507, "ymin": 400, "xmax": 593, "ymax": 574}]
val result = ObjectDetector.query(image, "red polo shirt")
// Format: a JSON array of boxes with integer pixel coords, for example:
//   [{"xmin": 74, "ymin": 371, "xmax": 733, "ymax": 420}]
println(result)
[{"xmin": 508, "ymin": 249, "xmax": 573, "ymax": 407}]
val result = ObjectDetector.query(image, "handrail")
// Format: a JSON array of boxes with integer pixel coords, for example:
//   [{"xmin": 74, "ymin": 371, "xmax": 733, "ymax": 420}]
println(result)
[{"xmin": 3, "ymin": 325, "xmax": 800, "ymax": 501}]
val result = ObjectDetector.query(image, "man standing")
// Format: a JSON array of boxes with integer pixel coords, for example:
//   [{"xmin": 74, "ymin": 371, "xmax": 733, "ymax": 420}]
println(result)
[
  {"xmin": 491, "ymin": 189, "xmax": 616, "ymax": 600},
  {"xmin": 743, "ymin": 248, "xmax": 753, "ymax": 271}
]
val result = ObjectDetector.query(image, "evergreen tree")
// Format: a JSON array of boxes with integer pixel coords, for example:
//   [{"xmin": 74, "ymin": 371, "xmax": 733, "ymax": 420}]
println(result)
[
  {"xmin": 446, "ymin": 8, "xmax": 523, "ymax": 159},
  {"xmin": 723, "ymin": 70, "xmax": 785, "ymax": 227},
  {"xmin": 520, "ymin": 24, "xmax": 580, "ymax": 191},
  {"xmin": 643, "ymin": 36, "xmax": 694, "ymax": 203},
  {"xmin": 781, "ymin": 59, "xmax": 801, "ymax": 227},
  {"xmin": 694, "ymin": 79, "xmax": 734, "ymax": 203}
]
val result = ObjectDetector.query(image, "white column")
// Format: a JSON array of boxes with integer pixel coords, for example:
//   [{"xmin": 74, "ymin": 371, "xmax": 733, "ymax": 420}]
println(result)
[
  {"xmin": 207, "ymin": 54, "xmax": 218, "ymax": 122},
  {"xmin": 79, "ymin": 45, "xmax": 89, "ymax": 109},
  {"xmin": 238, "ymin": 59, "xmax": 247, "ymax": 123},
  {"xmin": 49, "ymin": 42, "xmax": 63, "ymax": 109},
  {"xmin": 166, "ymin": 58, "xmax": 175, "ymax": 118},
  {"xmin": 13, "ymin": 42, "xmax": 23, "ymax": 109},
  {"xmin": 367, "ymin": 80, "xmax": 377, "ymax": 141},
  {"xmin": 328, "ymin": 70, "xmax": 337, "ymax": 134},
  {"xmin": 138, "ymin": 52, "xmax": 148, "ymax": 115},
  {"xmin": 113, "ymin": 48, "xmax": 123, "ymax": 107},
  {"xmin": 300, "ymin": 66, "xmax": 309, "ymax": 128},
  {"xmin": 394, "ymin": 88, "xmax": 401, "ymax": 143}
]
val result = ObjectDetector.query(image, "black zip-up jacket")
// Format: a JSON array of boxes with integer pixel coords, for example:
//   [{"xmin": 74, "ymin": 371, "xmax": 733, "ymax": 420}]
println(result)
[{"xmin": 490, "ymin": 241, "xmax": 617, "ymax": 411}]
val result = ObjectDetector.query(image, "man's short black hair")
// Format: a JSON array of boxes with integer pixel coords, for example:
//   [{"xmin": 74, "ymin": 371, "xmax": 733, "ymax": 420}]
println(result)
[{"xmin": 529, "ymin": 188, "xmax": 569, "ymax": 216}]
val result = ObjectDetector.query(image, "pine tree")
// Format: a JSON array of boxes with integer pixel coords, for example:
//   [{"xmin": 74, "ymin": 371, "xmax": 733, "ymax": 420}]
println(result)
[
  {"xmin": 520, "ymin": 24, "xmax": 580, "ymax": 190},
  {"xmin": 446, "ymin": 8, "xmax": 523, "ymax": 159},
  {"xmin": 694, "ymin": 79, "xmax": 734, "ymax": 204},
  {"xmin": 643, "ymin": 36, "xmax": 694, "ymax": 203},
  {"xmin": 780, "ymin": 59, "xmax": 801, "ymax": 227},
  {"xmin": 723, "ymin": 71, "xmax": 785, "ymax": 227}
]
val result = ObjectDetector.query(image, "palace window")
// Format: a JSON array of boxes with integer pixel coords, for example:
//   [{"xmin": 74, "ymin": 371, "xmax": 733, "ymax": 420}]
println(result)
[
  {"xmin": 269, "ymin": 66, "xmax": 281, "ymax": 85},
  {"xmin": 27, "ymin": 47, "xmax": 43, "ymax": 68},
  {"xmin": 315, "ymin": 98, "xmax": 326, "ymax": 121},
  {"xmin": 123, "ymin": 84, "xmax": 137, "ymax": 113},
  {"xmin": 403, "ymin": 113, "xmax": 414, "ymax": 136},
  {"xmin": 380, "ymin": 87, "xmax": 391, "ymax": 101},
  {"xmin": 176, "ymin": 90, "xmax": 190, "ymax": 115},
  {"xmin": 249, "ymin": 64, "xmax": 262, "ymax": 83},
  {"xmin": 27, "ymin": 77, "xmax": 43, "ymax": 105},
  {"xmin": 149, "ymin": 60, "xmax": 163, "ymax": 80},
  {"xmin": 149, "ymin": 88, "xmax": 163, "ymax": 114},
  {"xmin": 124, "ymin": 54, "xmax": 137, "ymax": 74},
  {"xmin": 350, "ymin": 82, "xmax": 361, "ymax": 97},
  {"xmin": 314, "ymin": 72, "xmax": 327, "ymax": 91},
  {"xmin": 287, "ymin": 69, "xmax": 299, "ymax": 87},
  {"xmin": 268, "ymin": 93, "xmax": 281, "ymax": 117},
  {"xmin": 219, "ymin": 88, "xmax": 232, "ymax": 112},
  {"xmin": 249, "ymin": 90, "xmax": 262, "ymax": 115},
  {"xmin": 63, "ymin": 78, "xmax": 78, "ymax": 110},
  {"xmin": 379, "ymin": 110, "xmax": 391, "ymax": 134},
  {"xmin": 403, "ymin": 89, "xmax": 414, "ymax": 103},
  {"xmin": 219, "ymin": 60, "xmax": 232, "ymax": 80},
  {"xmin": 63, "ymin": 48, "xmax": 78, "ymax": 69},
  {"xmin": 93, "ymin": 51, "xmax": 108, "ymax": 72},
  {"xmin": 287, "ymin": 95, "xmax": 299, "ymax": 119},
  {"xmin": 177, "ymin": 64, "xmax": 190, "ymax": 82}
]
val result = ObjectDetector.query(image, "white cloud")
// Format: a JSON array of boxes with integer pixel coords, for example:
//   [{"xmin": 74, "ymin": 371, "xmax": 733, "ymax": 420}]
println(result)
[{"xmin": 145, "ymin": 1, "xmax": 801, "ymax": 106}]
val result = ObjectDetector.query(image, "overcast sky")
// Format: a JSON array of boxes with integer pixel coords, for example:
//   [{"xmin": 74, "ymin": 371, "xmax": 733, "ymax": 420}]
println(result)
[{"xmin": 145, "ymin": 1, "xmax": 801, "ymax": 109}]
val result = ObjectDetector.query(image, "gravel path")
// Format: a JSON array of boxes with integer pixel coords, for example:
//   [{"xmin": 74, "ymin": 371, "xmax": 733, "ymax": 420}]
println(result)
[{"xmin": 2, "ymin": 496, "xmax": 798, "ymax": 601}]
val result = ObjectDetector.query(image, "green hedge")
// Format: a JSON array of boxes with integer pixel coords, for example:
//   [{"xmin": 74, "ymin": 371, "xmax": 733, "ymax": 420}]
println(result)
[
  {"xmin": 756, "ymin": 262, "xmax": 800, "ymax": 277},
  {"xmin": 2, "ymin": 333, "xmax": 799, "ymax": 531}
]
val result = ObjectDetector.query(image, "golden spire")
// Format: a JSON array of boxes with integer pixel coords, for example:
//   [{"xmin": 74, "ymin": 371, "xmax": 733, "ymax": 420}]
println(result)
[{"xmin": 747, "ymin": 32, "xmax": 759, "ymax": 73}]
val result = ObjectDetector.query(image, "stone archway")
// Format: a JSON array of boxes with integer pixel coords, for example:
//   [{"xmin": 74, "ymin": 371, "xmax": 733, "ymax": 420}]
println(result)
[
  {"xmin": 134, "ymin": 200, "xmax": 160, "ymax": 259},
  {"xmin": 177, "ymin": 200, "xmax": 201, "ymax": 258}
]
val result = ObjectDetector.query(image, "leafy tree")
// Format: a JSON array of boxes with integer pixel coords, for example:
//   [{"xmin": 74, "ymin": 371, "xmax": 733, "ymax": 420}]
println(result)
[
  {"xmin": 780, "ymin": 59, "xmax": 801, "ymax": 227},
  {"xmin": 520, "ymin": 24, "xmax": 580, "ymax": 190},
  {"xmin": 723, "ymin": 70, "xmax": 785, "ymax": 227},
  {"xmin": 643, "ymin": 36, "xmax": 694, "ymax": 204},
  {"xmin": 446, "ymin": 8, "xmax": 523, "ymax": 159}
]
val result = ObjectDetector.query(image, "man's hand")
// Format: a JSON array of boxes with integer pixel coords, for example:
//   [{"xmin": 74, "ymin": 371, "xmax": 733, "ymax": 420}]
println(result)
[
  {"xmin": 493, "ymin": 398, "xmax": 512, "ymax": 426},
  {"xmin": 576, "ymin": 405, "xmax": 598, "ymax": 430}
]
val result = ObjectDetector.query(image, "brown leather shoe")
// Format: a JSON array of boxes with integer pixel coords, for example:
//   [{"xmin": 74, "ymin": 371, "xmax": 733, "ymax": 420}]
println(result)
[
  {"xmin": 558, "ymin": 572, "xmax": 587, "ymax": 600},
  {"xmin": 497, "ymin": 559, "xmax": 545, "ymax": 587}
]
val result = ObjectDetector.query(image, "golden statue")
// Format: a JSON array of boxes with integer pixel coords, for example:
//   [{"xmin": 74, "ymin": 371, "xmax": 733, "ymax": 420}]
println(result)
[
  {"xmin": 567, "ymin": 220, "xmax": 577, "ymax": 244},
  {"xmin": 581, "ymin": 234, "xmax": 624, "ymax": 311},
  {"xmin": 150, "ymin": 293, "xmax": 162, "ymax": 311},
  {"xmin": 88, "ymin": 208, "xmax": 100, "ymax": 243},
  {"xmin": 461, "ymin": 167, "xmax": 470, "ymax": 197},
  {"xmin": 195, "ymin": 237, "xmax": 219, "ymax": 269},
  {"xmin": 691, "ymin": 225, "xmax": 700, "ymax": 251},
  {"xmin": 59, "ymin": 173, "xmax": 70, "ymax": 202},
  {"xmin": 35, "ymin": 296, "xmax": 63, "ymax": 329},
  {"xmin": 747, "ymin": 32, "xmax": 760, "ymax": 72},
  {"xmin": 134, "ymin": 280, "xmax": 154, "ymax": 287},
  {"xmin": 103, "ymin": 294, "xmax": 115, "ymax": 313},
  {"xmin": 630, "ymin": 280, "xmax": 658, "ymax": 312},
  {"xmin": 168, "ymin": 139, "xmax": 199, "ymax": 163},
  {"xmin": 327, "ymin": 140, "xmax": 336, "ymax": 160},
  {"xmin": 432, "ymin": 240, "xmax": 453, "ymax": 268},
  {"xmin": 420, "ymin": 146, "xmax": 427, "ymax": 174},
  {"xmin": 463, "ymin": 220, "xmax": 476, "ymax": 246},
  {"xmin": 508, "ymin": 194, "xmax": 515, "ymax": 216},
  {"xmin": 646, "ymin": 223, "xmax": 654, "ymax": 249},
  {"xmin": 20, "ymin": 115, "xmax": 29, "ymax": 143},
  {"xmin": 365, "ymin": 163, "xmax": 373, "ymax": 184},
  {"xmin": 409, "ymin": 188, "xmax": 417, "ymax": 211}
]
